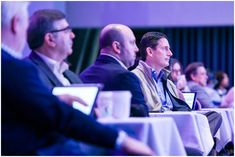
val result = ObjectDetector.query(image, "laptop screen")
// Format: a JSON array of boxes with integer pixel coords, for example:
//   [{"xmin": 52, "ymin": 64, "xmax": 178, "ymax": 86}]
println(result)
[
  {"xmin": 182, "ymin": 92, "xmax": 197, "ymax": 110},
  {"xmin": 52, "ymin": 84, "xmax": 103, "ymax": 115}
]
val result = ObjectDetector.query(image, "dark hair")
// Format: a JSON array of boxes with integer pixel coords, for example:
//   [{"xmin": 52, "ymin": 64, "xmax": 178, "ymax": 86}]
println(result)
[
  {"xmin": 139, "ymin": 32, "xmax": 167, "ymax": 61},
  {"xmin": 214, "ymin": 71, "xmax": 226, "ymax": 89},
  {"xmin": 99, "ymin": 29, "xmax": 124, "ymax": 49},
  {"xmin": 166, "ymin": 58, "xmax": 183, "ymax": 81},
  {"xmin": 27, "ymin": 9, "xmax": 66, "ymax": 50},
  {"xmin": 185, "ymin": 62, "xmax": 204, "ymax": 81},
  {"xmin": 168, "ymin": 58, "xmax": 182, "ymax": 71}
]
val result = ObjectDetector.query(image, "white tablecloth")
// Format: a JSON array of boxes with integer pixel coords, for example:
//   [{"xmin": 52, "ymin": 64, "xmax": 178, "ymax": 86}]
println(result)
[
  {"xmin": 98, "ymin": 117, "xmax": 186, "ymax": 155},
  {"xmin": 197, "ymin": 108, "xmax": 234, "ymax": 151},
  {"xmin": 150, "ymin": 111, "xmax": 214, "ymax": 155}
]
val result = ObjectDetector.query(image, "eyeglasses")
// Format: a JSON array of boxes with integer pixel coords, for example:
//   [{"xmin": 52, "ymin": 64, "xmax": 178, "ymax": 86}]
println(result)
[{"xmin": 49, "ymin": 26, "xmax": 72, "ymax": 33}]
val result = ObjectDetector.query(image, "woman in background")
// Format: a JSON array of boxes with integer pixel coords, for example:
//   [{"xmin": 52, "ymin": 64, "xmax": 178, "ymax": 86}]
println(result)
[
  {"xmin": 214, "ymin": 71, "xmax": 230, "ymax": 97},
  {"xmin": 167, "ymin": 58, "xmax": 190, "ymax": 92}
]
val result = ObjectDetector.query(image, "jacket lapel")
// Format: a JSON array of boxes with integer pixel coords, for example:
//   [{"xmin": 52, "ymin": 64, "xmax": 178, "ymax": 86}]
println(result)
[
  {"xmin": 63, "ymin": 70, "xmax": 82, "ymax": 84},
  {"xmin": 29, "ymin": 52, "xmax": 63, "ymax": 86},
  {"xmin": 162, "ymin": 78, "xmax": 191, "ymax": 111}
]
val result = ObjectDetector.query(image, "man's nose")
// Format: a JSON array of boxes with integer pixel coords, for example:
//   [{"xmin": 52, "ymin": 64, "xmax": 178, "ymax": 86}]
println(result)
[
  {"xmin": 168, "ymin": 50, "xmax": 173, "ymax": 56},
  {"xmin": 135, "ymin": 45, "xmax": 139, "ymax": 52},
  {"xmin": 70, "ymin": 31, "xmax": 75, "ymax": 38}
]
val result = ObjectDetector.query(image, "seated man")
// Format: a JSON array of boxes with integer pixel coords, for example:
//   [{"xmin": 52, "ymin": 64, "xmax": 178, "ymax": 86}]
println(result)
[
  {"xmin": 80, "ymin": 24, "xmax": 148, "ymax": 117},
  {"xmin": 131, "ymin": 32, "xmax": 222, "ymax": 154},
  {"xmin": 185, "ymin": 62, "xmax": 218, "ymax": 108},
  {"xmin": 1, "ymin": 2, "xmax": 153, "ymax": 156},
  {"xmin": 132, "ymin": 32, "xmax": 190, "ymax": 112},
  {"xmin": 26, "ymin": 9, "xmax": 81, "ymax": 91}
]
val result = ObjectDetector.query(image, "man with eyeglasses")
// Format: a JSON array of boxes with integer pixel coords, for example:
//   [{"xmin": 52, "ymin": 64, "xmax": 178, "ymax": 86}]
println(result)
[{"xmin": 26, "ymin": 9, "xmax": 81, "ymax": 90}]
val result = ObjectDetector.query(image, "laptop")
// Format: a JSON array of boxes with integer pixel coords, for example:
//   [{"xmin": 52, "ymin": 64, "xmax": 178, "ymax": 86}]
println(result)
[
  {"xmin": 182, "ymin": 92, "xmax": 197, "ymax": 110},
  {"xmin": 52, "ymin": 84, "xmax": 103, "ymax": 115}
]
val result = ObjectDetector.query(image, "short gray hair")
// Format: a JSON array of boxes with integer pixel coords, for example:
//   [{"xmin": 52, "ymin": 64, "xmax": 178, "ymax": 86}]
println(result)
[{"xmin": 1, "ymin": 1, "xmax": 29, "ymax": 27}]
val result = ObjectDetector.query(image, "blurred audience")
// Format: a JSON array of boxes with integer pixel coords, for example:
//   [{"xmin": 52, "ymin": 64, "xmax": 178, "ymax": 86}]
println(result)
[
  {"xmin": 80, "ymin": 24, "xmax": 149, "ymax": 117},
  {"xmin": 185, "ymin": 62, "xmax": 219, "ymax": 108},
  {"xmin": 202, "ymin": 70, "xmax": 222, "ymax": 106},
  {"xmin": 26, "ymin": 9, "xmax": 82, "ymax": 91},
  {"xmin": 167, "ymin": 58, "xmax": 190, "ymax": 92},
  {"xmin": 214, "ymin": 71, "xmax": 230, "ymax": 97},
  {"xmin": 221, "ymin": 87, "xmax": 234, "ymax": 108},
  {"xmin": 1, "ymin": 2, "xmax": 154, "ymax": 155}
]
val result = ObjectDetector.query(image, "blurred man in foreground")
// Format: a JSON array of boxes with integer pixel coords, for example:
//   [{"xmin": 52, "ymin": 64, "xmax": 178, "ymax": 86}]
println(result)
[{"xmin": 1, "ymin": 2, "xmax": 154, "ymax": 155}]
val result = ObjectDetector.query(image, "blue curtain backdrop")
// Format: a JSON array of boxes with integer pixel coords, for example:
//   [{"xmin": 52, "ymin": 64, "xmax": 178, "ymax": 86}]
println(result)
[{"xmin": 69, "ymin": 26, "xmax": 234, "ymax": 86}]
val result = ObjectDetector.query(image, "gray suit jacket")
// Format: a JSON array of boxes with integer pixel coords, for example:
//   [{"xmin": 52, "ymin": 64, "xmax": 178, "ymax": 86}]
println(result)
[
  {"xmin": 26, "ymin": 52, "xmax": 82, "ymax": 91},
  {"xmin": 187, "ymin": 81, "xmax": 215, "ymax": 108}
]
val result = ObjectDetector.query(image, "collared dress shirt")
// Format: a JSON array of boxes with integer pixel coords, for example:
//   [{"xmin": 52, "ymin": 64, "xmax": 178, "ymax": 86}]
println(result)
[
  {"xmin": 35, "ymin": 52, "xmax": 70, "ymax": 86},
  {"xmin": 152, "ymin": 69, "xmax": 173, "ymax": 111}
]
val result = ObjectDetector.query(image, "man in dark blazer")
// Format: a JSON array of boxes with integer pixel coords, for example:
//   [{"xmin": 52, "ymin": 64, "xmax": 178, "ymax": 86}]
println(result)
[
  {"xmin": 27, "ymin": 51, "xmax": 81, "ymax": 90},
  {"xmin": 1, "ymin": 2, "xmax": 153, "ymax": 156},
  {"xmin": 80, "ymin": 24, "xmax": 149, "ymax": 117},
  {"xmin": 26, "ymin": 9, "xmax": 81, "ymax": 91}
]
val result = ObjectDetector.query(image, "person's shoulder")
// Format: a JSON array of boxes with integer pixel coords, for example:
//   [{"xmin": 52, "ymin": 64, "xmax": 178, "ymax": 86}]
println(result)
[
  {"xmin": 187, "ymin": 81, "xmax": 199, "ymax": 88},
  {"xmin": 3, "ymin": 54, "xmax": 37, "ymax": 73},
  {"xmin": 117, "ymin": 70, "xmax": 140, "ymax": 82},
  {"xmin": 188, "ymin": 81, "xmax": 206, "ymax": 93}
]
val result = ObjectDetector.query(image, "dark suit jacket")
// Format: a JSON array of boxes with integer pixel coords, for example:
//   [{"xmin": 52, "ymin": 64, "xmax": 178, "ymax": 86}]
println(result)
[
  {"xmin": 80, "ymin": 55, "xmax": 149, "ymax": 117},
  {"xmin": 2, "ymin": 49, "xmax": 118, "ymax": 155},
  {"xmin": 26, "ymin": 51, "xmax": 82, "ymax": 91}
]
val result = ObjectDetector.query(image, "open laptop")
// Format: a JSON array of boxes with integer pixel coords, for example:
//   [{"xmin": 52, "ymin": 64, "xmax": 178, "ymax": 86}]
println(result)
[
  {"xmin": 182, "ymin": 92, "xmax": 197, "ymax": 110},
  {"xmin": 52, "ymin": 84, "xmax": 103, "ymax": 115}
]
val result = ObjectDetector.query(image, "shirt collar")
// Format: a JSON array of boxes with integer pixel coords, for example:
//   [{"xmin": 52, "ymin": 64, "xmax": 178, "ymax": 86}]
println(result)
[
  {"xmin": 152, "ymin": 69, "xmax": 165, "ymax": 83},
  {"xmin": 35, "ymin": 51, "xmax": 69, "ymax": 74},
  {"xmin": 100, "ymin": 53, "xmax": 127, "ymax": 69},
  {"xmin": 1, "ymin": 43, "xmax": 23, "ymax": 59},
  {"xmin": 139, "ymin": 60, "xmax": 164, "ymax": 82}
]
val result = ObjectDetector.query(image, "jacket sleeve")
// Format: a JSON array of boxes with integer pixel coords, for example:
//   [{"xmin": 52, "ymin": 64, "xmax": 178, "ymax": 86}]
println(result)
[
  {"xmin": 4, "ymin": 60, "xmax": 118, "ymax": 148},
  {"xmin": 190, "ymin": 84, "xmax": 215, "ymax": 108},
  {"xmin": 114, "ymin": 72, "xmax": 149, "ymax": 117}
]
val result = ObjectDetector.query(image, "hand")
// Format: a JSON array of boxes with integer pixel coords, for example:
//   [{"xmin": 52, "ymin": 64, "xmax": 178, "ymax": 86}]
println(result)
[
  {"xmin": 121, "ymin": 136, "xmax": 155, "ymax": 155},
  {"xmin": 57, "ymin": 94, "xmax": 88, "ymax": 106},
  {"xmin": 176, "ymin": 75, "xmax": 187, "ymax": 90},
  {"xmin": 195, "ymin": 99, "xmax": 202, "ymax": 110},
  {"xmin": 94, "ymin": 107, "xmax": 101, "ymax": 118}
]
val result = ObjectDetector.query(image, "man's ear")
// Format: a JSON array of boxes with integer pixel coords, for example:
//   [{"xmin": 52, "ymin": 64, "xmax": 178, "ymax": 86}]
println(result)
[
  {"xmin": 112, "ymin": 41, "xmax": 121, "ymax": 54},
  {"xmin": 146, "ymin": 47, "xmax": 153, "ymax": 57},
  {"xmin": 44, "ymin": 33, "xmax": 56, "ymax": 47},
  {"xmin": 11, "ymin": 15, "xmax": 19, "ymax": 34},
  {"xmin": 190, "ymin": 73, "xmax": 196, "ymax": 81}
]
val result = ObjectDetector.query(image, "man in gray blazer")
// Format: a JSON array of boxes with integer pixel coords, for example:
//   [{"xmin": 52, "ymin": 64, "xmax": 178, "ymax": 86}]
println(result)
[{"xmin": 185, "ymin": 62, "xmax": 216, "ymax": 108}]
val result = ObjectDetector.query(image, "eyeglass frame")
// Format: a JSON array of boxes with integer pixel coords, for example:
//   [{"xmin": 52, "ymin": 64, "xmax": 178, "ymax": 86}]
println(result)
[{"xmin": 49, "ymin": 26, "xmax": 72, "ymax": 33}]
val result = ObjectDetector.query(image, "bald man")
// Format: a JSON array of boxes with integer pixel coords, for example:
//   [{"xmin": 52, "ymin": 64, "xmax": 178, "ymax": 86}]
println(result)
[{"xmin": 80, "ymin": 24, "xmax": 149, "ymax": 117}]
